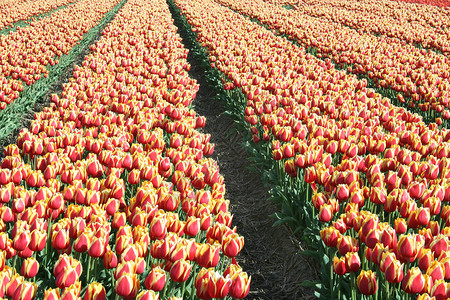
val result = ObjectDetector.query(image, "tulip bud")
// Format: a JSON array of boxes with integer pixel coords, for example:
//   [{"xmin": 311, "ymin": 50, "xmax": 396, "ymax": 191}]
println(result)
[
  {"xmin": 209, "ymin": 271, "xmax": 231, "ymax": 298},
  {"xmin": 337, "ymin": 235, "xmax": 358, "ymax": 256},
  {"xmin": 345, "ymin": 252, "xmax": 361, "ymax": 273},
  {"xmin": 222, "ymin": 233, "xmax": 244, "ymax": 258},
  {"xmin": 430, "ymin": 235, "xmax": 448, "ymax": 258},
  {"xmin": 318, "ymin": 204, "xmax": 333, "ymax": 222},
  {"xmin": 184, "ymin": 216, "xmax": 200, "ymax": 237},
  {"xmin": 397, "ymin": 234, "xmax": 421, "ymax": 261},
  {"xmin": 333, "ymin": 256, "xmax": 347, "ymax": 275},
  {"xmin": 55, "ymin": 265, "xmax": 79, "ymax": 289},
  {"xmin": 103, "ymin": 249, "xmax": 118, "ymax": 269},
  {"xmin": 43, "ymin": 288, "xmax": 60, "ymax": 300},
  {"xmin": 394, "ymin": 218, "xmax": 407, "ymax": 234},
  {"xmin": 88, "ymin": 237, "xmax": 106, "ymax": 258},
  {"xmin": 52, "ymin": 229, "xmax": 70, "ymax": 250},
  {"xmin": 170, "ymin": 259, "xmax": 191, "ymax": 282},
  {"xmin": 402, "ymin": 267, "xmax": 425, "ymax": 294},
  {"xmin": 21, "ymin": 257, "xmax": 39, "ymax": 278},
  {"xmin": 84, "ymin": 282, "xmax": 106, "ymax": 300},
  {"xmin": 6, "ymin": 274, "xmax": 24, "ymax": 298},
  {"xmin": 13, "ymin": 281, "xmax": 37, "ymax": 300},
  {"xmin": 357, "ymin": 270, "xmax": 377, "ymax": 295},
  {"xmin": 320, "ymin": 226, "xmax": 340, "ymax": 247},
  {"xmin": 426, "ymin": 260, "xmax": 445, "ymax": 282},
  {"xmin": 229, "ymin": 271, "xmax": 251, "ymax": 299},
  {"xmin": 136, "ymin": 290, "xmax": 159, "ymax": 300},
  {"xmin": 196, "ymin": 243, "xmax": 220, "ymax": 268},
  {"xmin": 149, "ymin": 215, "xmax": 167, "ymax": 240},
  {"xmin": 115, "ymin": 272, "xmax": 139, "ymax": 298},
  {"xmin": 145, "ymin": 266, "xmax": 166, "ymax": 292}
]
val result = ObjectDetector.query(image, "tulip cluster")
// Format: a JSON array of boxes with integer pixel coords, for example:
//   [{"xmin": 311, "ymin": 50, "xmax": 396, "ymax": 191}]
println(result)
[
  {"xmin": 215, "ymin": 0, "xmax": 450, "ymax": 121},
  {"xmin": 0, "ymin": 0, "xmax": 122, "ymax": 110},
  {"xmin": 173, "ymin": 0, "xmax": 450, "ymax": 297},
  {"xmin": 284, "ymin": 0, "xmax": 450, "ymax": 58},
  {"xmin": 0, "ymin": 0, "xmax": 250, "ymax": 298},
  {"xmin": 393, "ymin": 0, "xmax": 450, "ymax": 7},
  {"xmin": 0, "ymin": 0, "xmax": 77, "ymax": 32}
]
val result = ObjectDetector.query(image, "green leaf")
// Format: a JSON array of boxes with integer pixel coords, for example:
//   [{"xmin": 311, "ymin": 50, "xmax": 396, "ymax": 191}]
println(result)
[{"xmin": 299, "ymin": 280, "xmax": 321, "ymax": 288}]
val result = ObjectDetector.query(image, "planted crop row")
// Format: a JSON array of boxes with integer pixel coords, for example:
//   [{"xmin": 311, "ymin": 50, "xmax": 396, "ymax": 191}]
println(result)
[
  {"xmin": 393, "ymin": 0, "xmax": 450, "ymax": 7},
  {"xmin": 0, "ymin": 0, "xmax": 251, "ymax": 298},
  {"xmin": 173, "ymin": 0, "xmax": 450, "ymax": 298},
  {"xmin": 0, "ymin": 0, "xmax": 78, "ymax": 32},
  {"xmin": 286, "ymin": 0, "xmax": 450, "ymax": 57},
  {"xmin": 267, "ymin": 0, "xmax": 450, "ymax": 31},
  {"xmin": 0, "ymin": 0, "xmax": 121, "ymax": 112},
  {"xmin": 215, "ymin": 0, "xmax": 450, "ymax": 124},
  {"xmin": 0, "ymin": 0, "xmax": 127, "ymax": 143}
]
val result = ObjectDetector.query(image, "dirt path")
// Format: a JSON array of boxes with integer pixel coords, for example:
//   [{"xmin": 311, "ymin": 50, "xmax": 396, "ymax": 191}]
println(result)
[{"xmin": 169, "ymin": 8, "xmax": 319, "ymax": 299}]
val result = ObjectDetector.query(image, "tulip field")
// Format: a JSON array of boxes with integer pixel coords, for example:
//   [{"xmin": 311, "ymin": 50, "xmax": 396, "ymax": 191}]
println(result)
[{"xmin": 3, "ymin": 0, "xmax": 450, "ymax": 298}]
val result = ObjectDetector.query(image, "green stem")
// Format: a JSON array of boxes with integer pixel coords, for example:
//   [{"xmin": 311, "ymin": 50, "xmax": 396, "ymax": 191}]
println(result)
[
  {"xmin": 329, "ymin": 248, "xmax": 334, "ymax": 298},
  {"xmin": 337, "ymin": 275, "xmax": 342, "ymax": 300},
  {"xmin": 110, "ymin": 269, "xmax": 115, "ymax": 291},
  {"xmin": 375, "ymin": 268, "xmax": 379, "ymax": 300},
  {"xmin": 45, "ymin": 216, "xmax": 53, "ymax": 268},
  {"xmin": 385, "ymin": 279, "xmax": 390, "ymax": 300},
  {"xmin": 181, "ymin": 280, "xmax": 186, "ymax": 298},
  {"xmin": 351, "ymin": 272, "xmax": 357, "ymax": 300},
  {"xmin": 86, "ymin": 255, "xmax": 92, "ymax": 284},
  {"xmin": 12, "ymin": 255, "xmax": 18, "ymax": 273}
]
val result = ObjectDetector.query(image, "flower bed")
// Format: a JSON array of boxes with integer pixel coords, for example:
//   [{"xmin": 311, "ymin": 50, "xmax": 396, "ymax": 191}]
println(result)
[
  {"xmin": 214, "ymin": 0, "xmax": 450, "ymax": 124},
  {"xmin": 0, "ymin": 0, "xmax": 250, "ymax": 298},
  {"xmin": 0, "ymin": 0, "xmax": 121, "ymax": 111},
  {"xmin": 0, "ymin": 0, "xmax": 78, "ymax": 32},
  {"xmin": 172, "ymin": 0, "xmax": 450, "ymax": 298}
]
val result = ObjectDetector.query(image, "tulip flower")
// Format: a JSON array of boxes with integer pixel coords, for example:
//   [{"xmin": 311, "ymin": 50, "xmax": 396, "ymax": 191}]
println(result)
[
  {"xmin": 345, "ymin": 252, "xmax": 361, "ymax": 273},
  {"xmin": 222, "ymin": 233, "xmax": 244, "ymax": 258},
  {"xmin": 384, "ymin": 259, "xmax": 404, "ymax": 284},
  {"xmin": 397, "ymin": 234, "xmax": 422, "ymax": 261},
  {"xmin": 12, "ymin": 281, "xmax": 38, "ymax": 300},
  {"xmin": 115, "ymin": 272, "xmax": 139, "ymax": 299},
  {"xmin": 145, "ymin": 266, "xmax": 166, "ymax": 292},
  {"xmin": 320, "ymin": 226, "xmax": 340, "ymax": 247},
  {"xmin": 43, "ymin": 288, "xmax": 60, "ymax": 300},
  {"xmin": 81, "ymin": 282, "xmax": 106, "ymax": 300},
  {"xmin": 169, "ymin": 259, "xmax": 192, "ymax": 282},
  {"xmin": 318, "ymin": 204, "xmax": 333, "ymax": 222},
  {"xmin": 229, "ymin": 271, "xmax": 251, "ymax": 299},
  {"xmin": 197, "ymin": 243, "xmax": 221, "ymax": 268},
  {"xmin": 6, "ymin": 274, "xmax": 24, "ymax": 298},
  {"xmin": 136, "ymin": 290, "xmax": 159, "ymax": 300},
  {"xmin": 333, "ymin": 256, "xmax": 347, "ymax": 275},
  {"xmin": 21, "ymin": 257, "xmax": 39, "ymax": 278},
  {"xmin": 357, "ymin": 270, "xmax": 377, "ymax": 295},
  {"xmin": 402, "ymin": 267, "xmax": 425, "ymax": 294},
  {"xmin": 208, "ymin": 271, "xmax": 231, "ymax": 298},
  {"xmin": 426, "ymin": 261, "xmax": 446, "ymax": 282}
]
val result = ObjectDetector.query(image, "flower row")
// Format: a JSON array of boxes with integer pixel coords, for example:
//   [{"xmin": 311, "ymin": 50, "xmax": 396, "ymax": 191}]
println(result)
[
  {"xmin": 0, "ymin": 0, "xmax": 77, "ymax": 32},
  {"xmin": 393, "ymin": 0, "xmax": 450, "ymax": 7},
  {"xmin": 215, "ymin": 0, "xmax": 450, "ymax": 119},
  {"xmin": 173, "ymin": 0, "xmax": 450, "ymax": 297},
  {"xmin": 289, "ymin": 0, "xmax": 450, "ymax": 57},
  {"xmin": 0, "ymin": 0, "xmax": 122, "ymax": 110},
  {"xmin": 0, "ymin": 0, "xmax": 250, "ymax": 298}
]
